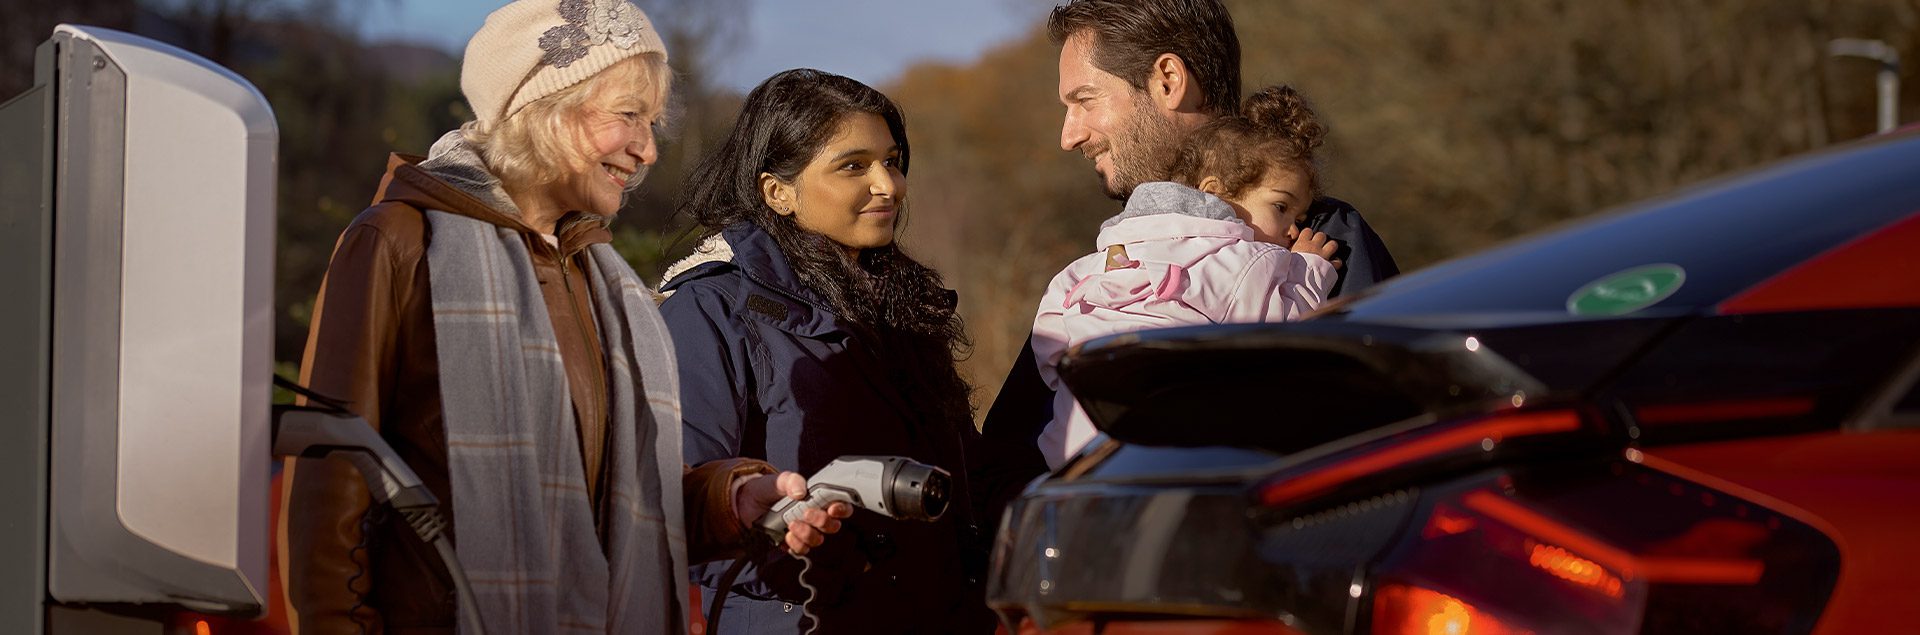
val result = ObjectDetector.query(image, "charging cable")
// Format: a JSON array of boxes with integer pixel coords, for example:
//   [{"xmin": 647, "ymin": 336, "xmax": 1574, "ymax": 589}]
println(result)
[{"xmin": 272, "ymin": 376, "xmax": 486, "ymax": 635}]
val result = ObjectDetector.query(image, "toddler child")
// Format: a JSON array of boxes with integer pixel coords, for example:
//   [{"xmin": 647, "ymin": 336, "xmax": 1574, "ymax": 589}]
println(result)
[{"xmin": 1032, "ymin": 85, "xmax": 1340, "ymax": 469}]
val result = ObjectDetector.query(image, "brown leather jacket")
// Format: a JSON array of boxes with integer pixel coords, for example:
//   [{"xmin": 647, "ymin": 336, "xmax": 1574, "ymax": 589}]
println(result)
[{"xmin": 281, "ymin": 154, "xmax": 772, "ymax": 634}]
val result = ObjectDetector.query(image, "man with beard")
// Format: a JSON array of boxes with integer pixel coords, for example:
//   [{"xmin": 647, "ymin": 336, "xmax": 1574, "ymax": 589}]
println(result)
[
  {"xmin": 1055, "ymin": 0, "xmax": 1236, "ymax": 201},
  {"xmin": 975, "ymin": 0, "xmax": 1400, "ymax": 518}
]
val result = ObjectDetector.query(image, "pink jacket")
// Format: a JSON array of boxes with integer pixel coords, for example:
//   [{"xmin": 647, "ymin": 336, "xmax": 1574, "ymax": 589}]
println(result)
[{"xmin": 1031, "ymin": 182, "xmax": 1335, "ymax": 469}]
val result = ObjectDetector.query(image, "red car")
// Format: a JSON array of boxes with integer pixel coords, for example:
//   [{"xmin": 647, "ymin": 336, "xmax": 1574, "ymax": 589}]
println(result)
[{"xmin": 988, "ymin": 130, "xmax": 1920, "ymax": 634}]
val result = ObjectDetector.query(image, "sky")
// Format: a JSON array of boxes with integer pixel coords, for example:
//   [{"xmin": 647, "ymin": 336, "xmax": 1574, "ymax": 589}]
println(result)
[{"xmin": 358, "ymin": 0, "xmax": 1052, "ymax": 93}]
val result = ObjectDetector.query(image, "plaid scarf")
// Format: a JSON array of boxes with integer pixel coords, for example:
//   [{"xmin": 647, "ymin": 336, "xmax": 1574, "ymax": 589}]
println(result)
[{"xmin": 421, "ymin": 132, "xmax": 687, "ymax": 634}]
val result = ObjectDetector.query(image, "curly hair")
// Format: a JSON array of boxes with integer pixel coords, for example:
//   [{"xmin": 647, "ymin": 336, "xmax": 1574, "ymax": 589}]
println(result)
[
  {"xmin": 677, "ymin": 68, "xmax": 974, "ymax": 422},
  {"xmin": 1167, "ymin": 84, "xmax": 1326, "ymax": 199}
]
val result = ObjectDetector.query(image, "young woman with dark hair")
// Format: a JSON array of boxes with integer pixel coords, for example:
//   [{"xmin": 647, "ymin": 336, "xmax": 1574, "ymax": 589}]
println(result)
[{"xmin": 659, "ymin": 68, "xmax": 993, "ymax": 634}]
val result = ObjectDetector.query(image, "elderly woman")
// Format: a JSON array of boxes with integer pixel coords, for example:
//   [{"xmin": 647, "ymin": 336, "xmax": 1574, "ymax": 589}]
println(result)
[
  {"xmin": 282, "ymin": 2, "xmax": 849, "ymax": 634},
  {"xmin": 659, "ymin": 69, "xmax": 997, "ymax": 634}
]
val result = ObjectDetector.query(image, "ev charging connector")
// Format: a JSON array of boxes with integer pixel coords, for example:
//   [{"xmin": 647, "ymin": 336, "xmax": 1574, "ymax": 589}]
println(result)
[
  {"xmin": 755, "ymin": 455, "xmax": 952, "ymax": 539},
  {"xmin": 707, "ymin": 456, "xmax": 953, "ymax": 634}
]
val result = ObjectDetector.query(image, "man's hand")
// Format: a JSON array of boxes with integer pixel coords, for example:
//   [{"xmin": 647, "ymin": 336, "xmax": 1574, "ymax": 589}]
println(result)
[{"xmin": 736, "ymin": 472, "xmax": 855, "ymax": 555}]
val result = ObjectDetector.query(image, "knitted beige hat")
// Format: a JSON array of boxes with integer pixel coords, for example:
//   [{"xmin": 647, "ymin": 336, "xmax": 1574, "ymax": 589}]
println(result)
[{"xmin": 461, "ymin": 0, "xmax": 668, "ymax": 129}]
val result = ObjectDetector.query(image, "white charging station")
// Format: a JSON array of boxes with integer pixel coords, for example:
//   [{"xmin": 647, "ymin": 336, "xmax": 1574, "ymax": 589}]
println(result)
[{"xmin": 0, "ymin": 24, "xmax": 277, "ymax": 633}]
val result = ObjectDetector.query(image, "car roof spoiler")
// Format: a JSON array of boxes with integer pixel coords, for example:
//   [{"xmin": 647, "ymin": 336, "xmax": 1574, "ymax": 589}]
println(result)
[{"xmin": 1059, "ymin": 321, "xmax": 1548, "ymax": 454}]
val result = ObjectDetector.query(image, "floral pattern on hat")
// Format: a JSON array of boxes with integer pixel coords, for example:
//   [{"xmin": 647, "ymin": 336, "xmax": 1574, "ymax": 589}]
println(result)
[
  {"xmin": 589, "ymin": 1, "xmax": 647, "ymax": 49},
  {"xmin": 539, "ymin": 0, "xmax": 648, "ymax": 68}
]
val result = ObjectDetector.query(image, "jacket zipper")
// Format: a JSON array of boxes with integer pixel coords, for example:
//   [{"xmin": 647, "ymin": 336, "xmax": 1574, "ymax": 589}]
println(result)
[{"xmin": 553, "ymin": 239, "xmax": 615, "ymax": 540}]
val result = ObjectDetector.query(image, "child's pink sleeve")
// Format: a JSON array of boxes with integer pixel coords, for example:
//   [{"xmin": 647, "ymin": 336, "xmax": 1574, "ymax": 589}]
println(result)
[
  {"xmin": 1225, "ymin": 248, "xmax": 1337, "ymax": 323},
  {"xmin": 1038, "ymin": 390, "xmax": 1098, "ymax": 471},
  {"xmin": 1032, "ymin": 266, "xmax": 1081, "ymax": 391},
  {"xmin": 1032, "ymin": 265, "xmax": 1088, "ymax": 470}
]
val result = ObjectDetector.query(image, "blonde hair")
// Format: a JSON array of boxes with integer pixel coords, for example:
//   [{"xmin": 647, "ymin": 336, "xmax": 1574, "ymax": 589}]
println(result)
[{"xmin": 462, "ymin": 53, "xmax": 672, "ymax": 191}]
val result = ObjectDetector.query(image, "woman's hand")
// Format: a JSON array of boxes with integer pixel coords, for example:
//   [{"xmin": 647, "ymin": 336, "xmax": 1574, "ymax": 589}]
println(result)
[{"xmin": 737, "ymin": 472, "xmax": 856, "ymax": 555}]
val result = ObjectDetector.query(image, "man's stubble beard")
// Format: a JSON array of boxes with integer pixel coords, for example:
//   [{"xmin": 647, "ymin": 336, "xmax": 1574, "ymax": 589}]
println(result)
[{"xmin": 1101, "ymin": 95, "xmax": 1185, "ymax": 201}]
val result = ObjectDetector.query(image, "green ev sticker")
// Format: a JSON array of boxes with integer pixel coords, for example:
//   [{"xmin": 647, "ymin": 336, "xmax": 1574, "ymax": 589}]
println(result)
[{"xmin": 1567, "ymin": 264, "xmax": 1686, "ymax": 316}]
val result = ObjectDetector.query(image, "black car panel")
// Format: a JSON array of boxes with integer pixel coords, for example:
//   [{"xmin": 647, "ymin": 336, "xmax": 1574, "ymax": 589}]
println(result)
[
  {"xmin": 1068, "ymin": 443, "xmax": 1288, "ymax": 484},
  {"xmin": 1602, "ymin": 309, "xmax": 1920, "ymax": 444},
  {"xmin": 990, "ymin": 479, "xmax": 1409, "ymax": 631},
  {"xmin": 1063, "ymin": 321, "xmax": 1543, "ymax": 454},
  {"xmin": 1333, "ymin": 134, "xmax": 1920, "ymax": 331}
]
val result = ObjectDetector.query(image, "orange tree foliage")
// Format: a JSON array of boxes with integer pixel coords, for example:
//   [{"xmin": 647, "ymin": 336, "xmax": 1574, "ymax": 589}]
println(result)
[
  {"xmin": 880, "ymin": 0, "xmax": 1920, "ymax": 415},
  {"xmin": 34, "ymin": 1, "xmax": 1915, "ymax": 409}
]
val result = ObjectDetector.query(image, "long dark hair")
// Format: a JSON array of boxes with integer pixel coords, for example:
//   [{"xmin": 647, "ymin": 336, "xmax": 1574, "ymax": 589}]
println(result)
[{"xmin": 679, "ymin": 68, "xmax": 974, "ymax": 419}]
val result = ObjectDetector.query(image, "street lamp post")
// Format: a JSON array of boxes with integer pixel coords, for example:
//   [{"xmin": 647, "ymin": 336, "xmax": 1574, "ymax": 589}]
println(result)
[{"xmin": 1828, "ymin": 38, "xmax": 1902, "ymax": 133}]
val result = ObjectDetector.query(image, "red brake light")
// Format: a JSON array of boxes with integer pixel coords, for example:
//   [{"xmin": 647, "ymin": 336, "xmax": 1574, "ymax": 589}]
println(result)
[
  {"xmin": 1012, "ymin": 617, "xmax": 1307, "ymax": 635},
  {"xmin": 1373, "ymin": 584, "xmax": 1533, "ymax": 635},
  {"xmin": 1461, "ymin": 489, "xmax": 1766, "ymax": 586},
  {"xmin": 1257, "ymin": 410, "xmax": 1582, "ymax": 507},
  {"xmin": 1528, "ymin": 543, "xmax": 1625, "ymax": 599},
  {"xmin": 1366, "ymin": 460, "xmax": 1819, "ymax": 634},
  {"xmin": 1422, "ymin": 504, "xmax": 1477, "ymax": 539},
  {"xmin": 1459, "ymin": 490, "xmax": 1638, "ymax": 581},
  {"xmin": 1638, "ymin": 557, "xmax": 1764, "ymax": 585},
  {"xmin": 1370, "ymin": 486, "xmax": 1647, "ymax": 634}
]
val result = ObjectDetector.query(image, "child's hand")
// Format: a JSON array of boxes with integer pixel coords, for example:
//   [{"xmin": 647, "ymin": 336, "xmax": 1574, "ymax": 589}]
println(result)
[{"xmin": 1291, "ymin": 227, "xmax": 1340, "ymax": 263}]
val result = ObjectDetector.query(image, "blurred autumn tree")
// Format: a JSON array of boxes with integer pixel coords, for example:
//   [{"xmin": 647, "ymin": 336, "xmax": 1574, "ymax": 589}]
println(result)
[
  {"xmin": 2, "ymin": 0, "xmax": 451, "ymax": 369},
  {"xmin": 2, "ymin": 0, "xmax": 743, "ymax": 368},
  {"xmin": 603, "ymin": 0, "xmax": 752, "ymax": 278},
  {"xmin": 8, "ymin": 0, "xmax": 1918, "ymax": 412},
  {"xmin": 1, "ymin": 0, "xmax": 135, "ymax": 98},
  {"xmin": 884, "ymin": 0, "xmax": 1920, "ymax": 411}
]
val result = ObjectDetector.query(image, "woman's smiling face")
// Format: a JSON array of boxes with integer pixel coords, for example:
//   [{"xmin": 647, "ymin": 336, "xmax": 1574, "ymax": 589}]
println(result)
[
  {"xmin": 558, "ymin": 84, "xmax": 661, "ymax": 218},
  {"xmin": 549, "ymin": 63, "xmax": 668, "ymax": 220},
  {"xmin": 765, "ymin": 112, "xmax": 905, "ymax": 254}
]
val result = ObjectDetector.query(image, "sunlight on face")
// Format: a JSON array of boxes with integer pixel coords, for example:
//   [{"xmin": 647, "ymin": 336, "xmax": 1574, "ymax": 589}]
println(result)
[
  {"xmin": 1058, "ymin": 32, "xmax": 1177, "ymax": 199},
  {"xmin": 554, "ymin": 69, "xmax": 664, "ymax": 219},
  {"xmin": 1220, "ymin": 166, "xmax": 1312, "ymax": 245},
  {"xmin": 781, "ymin": 113, "xmax": 906, "ymax": 254}
]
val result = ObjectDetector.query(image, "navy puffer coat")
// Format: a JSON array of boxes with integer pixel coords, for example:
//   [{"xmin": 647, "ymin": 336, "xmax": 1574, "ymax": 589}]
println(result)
[{"xmin": 660, "ymin": 222, "xmax": 994, "ymax": 634}]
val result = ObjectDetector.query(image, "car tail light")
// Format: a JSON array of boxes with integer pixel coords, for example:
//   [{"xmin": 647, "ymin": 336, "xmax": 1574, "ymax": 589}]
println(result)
[
  {"xmin": 1239, "ymin": 405, "xmax": 1838, "ymax": 634},
  {"xmin": 1372, "ymin": 584, "xmax": 1532, "ymax": 635},
  {"xmin": 1528, "ymin": 543, "xmax": 1624, "ymax": 598},
  {"xmin": 1368, "ymin": 486, "xmax": 1649, "ymax": 634},
  {"xmin": 1353, "ymin": 457, "xmax": 1838, "ymax": 634},
  {"xmin": 1006, "ymin": 615, "xmax": 1309, "ymax": 635},
  {"xmin": 166, "ymin": 611, "xmax": 286, "ymax": 635},
  {"xmin": 1255, "ymin": 409, "xmax": 1588, "ymax": 510}
]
